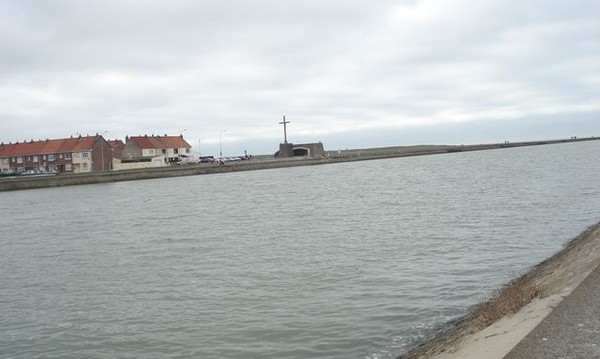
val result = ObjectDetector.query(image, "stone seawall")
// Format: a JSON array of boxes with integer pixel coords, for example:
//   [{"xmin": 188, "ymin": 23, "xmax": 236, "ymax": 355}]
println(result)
[
  {"xmin": 1, "ymin": 137, "xmax": 597, "ymax": 192},
  {"xmin": 399, "ymin": 221, "xmax": 600, "ymax": 359},
  {"xmin": 0, "ymin": 158, "xmax": 328, "ymax": 191}
]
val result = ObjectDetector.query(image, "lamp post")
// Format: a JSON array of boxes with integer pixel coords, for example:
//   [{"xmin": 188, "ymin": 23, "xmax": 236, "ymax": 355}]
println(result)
[{"xmin": 219, "ymin": 130, "xmax": 227, "ymax": 158}]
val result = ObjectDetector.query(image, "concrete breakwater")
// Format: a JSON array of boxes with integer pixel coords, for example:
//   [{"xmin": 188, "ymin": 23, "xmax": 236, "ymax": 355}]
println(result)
[
  {"xmin": 326, "ymin": 137, "xmax": 597, "ymax": 160},
  {"xmin": 399, "ymin": 220, "xmax": 600, "ymax": 359},
  {"xmin": 1, "ymin": 137, "xmax": 597, "ymax": 192},
  {"xmin": 0, "ymin": 157, "xmax": 327, "ymax": 191}
]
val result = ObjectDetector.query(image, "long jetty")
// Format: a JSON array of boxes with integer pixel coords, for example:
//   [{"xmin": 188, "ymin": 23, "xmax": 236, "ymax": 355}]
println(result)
[{"xmin": 0, "ymin": 137, "xmax": 597, "ymax": 192}]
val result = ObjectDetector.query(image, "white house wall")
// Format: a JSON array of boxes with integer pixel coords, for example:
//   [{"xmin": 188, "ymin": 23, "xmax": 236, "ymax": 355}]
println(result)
[
  {"xmin": 0, "ymin": 158, "xmax": 9, "ymax": 172},
  {"xmin": 72, "ymin": 151, "xmax": 92, "ymax": 173},
  {"xmin": 112, "ymin": 155, "xmax": 168, "ymax": 171},
  {"xmin": 140, "ymin": 147, "xmax": 189, "ymax": 159}
]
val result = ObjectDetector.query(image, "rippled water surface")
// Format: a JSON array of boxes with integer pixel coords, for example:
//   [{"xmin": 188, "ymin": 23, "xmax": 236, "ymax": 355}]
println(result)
[{"xmin": 1, "ymin": 141, "xmax": 600, "ymax": 358}]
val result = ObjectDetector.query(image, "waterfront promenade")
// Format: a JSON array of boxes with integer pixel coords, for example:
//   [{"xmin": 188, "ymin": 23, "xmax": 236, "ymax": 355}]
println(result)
[
  {"xmin": 401, "ymin": 221, "xmax": 600, "ymax": 359},
  {"xmin": 505, "ymin": 264, "xmax": 600, "ymax": 359}
]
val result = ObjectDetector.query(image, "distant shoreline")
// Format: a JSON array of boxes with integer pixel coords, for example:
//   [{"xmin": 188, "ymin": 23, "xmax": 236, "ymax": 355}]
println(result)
[{"xmin": 1, "ymin": 136, "xmax": 597, "ymax": 192}]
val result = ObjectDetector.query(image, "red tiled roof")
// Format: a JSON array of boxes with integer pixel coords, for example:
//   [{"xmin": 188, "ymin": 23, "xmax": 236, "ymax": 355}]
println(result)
[
  {"xmin": 0, "ymin": 136, "xmax": 99, "ymax": 158},
  {"xmin": 128, "ymin": 135, "xmax": 191, "ymax": 149},
  {"xmin": 107, "ymin": 139, "xmax": 125, "ymax": 151}
]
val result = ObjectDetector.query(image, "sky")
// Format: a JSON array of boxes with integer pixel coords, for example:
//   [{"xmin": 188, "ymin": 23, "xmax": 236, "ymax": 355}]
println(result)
[{"xmin": 1, "ymin": 0, "xmax": 599, "ymax": 156}]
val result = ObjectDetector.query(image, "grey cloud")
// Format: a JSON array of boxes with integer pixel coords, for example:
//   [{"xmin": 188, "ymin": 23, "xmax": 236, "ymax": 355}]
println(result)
[{"xmin": 0, "ymin": 0, "xmax": 599, "ymax": 155}]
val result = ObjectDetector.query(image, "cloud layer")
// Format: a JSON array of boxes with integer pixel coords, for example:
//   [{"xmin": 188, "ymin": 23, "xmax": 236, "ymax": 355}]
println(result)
[{"xmin": 1, "ymin": 0, "xmax": 599, "ymax": 155}]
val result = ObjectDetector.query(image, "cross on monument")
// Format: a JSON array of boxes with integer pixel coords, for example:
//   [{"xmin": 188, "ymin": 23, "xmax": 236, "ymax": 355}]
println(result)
[{"xmin": 279, "ymin": 115, "xmax": 290, "ymax": 144}]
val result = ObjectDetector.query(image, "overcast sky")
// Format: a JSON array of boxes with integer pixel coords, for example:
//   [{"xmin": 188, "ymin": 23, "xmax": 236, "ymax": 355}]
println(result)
[{"xmin": 1, "ymin": 0, "xmax": 599, "ymax": 156}]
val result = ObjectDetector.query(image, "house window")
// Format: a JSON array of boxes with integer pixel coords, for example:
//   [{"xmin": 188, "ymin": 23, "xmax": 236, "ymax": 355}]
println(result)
[
  {"xmin": 149, "ymin": 149, "xmax": 155, "ymax": 155},
  {"xmin": 82, "ymin": 152, "xmax": 89, "ymax": 158},
  {"xmin": 186, "ymin": 148, "xmax": 190, "ymax": 154},
  {"xmin": 65, "ymin": 163, "xmax": 72, "ymax": 171},
  {"xmin": 83, "ymin": 163, "xmax": 88, "ymax": 169},
  {"xmin": 174, "ymin": 148, "xmax": 179, "ymax": 154},
  {"xmin": 43, "ymin": 155, "xmax": 47, "ymax": 160},
  {"xmin": 59, "ymin": 154, "xmax": 63, "ymax": 159},
  {"xmin": 65, "ymin": 153, "xmax": 71, "ymax": 159},
  {"xmin": 17, "ymin": 157, "xmax": 23, "ymax": 163},
  {"xmin": 33, "ymin": 156, "xmax": 38, "ymax": 162},
  {"xmin": 48, "ymin": 154, "xmax": 56, "ymax": 161}
]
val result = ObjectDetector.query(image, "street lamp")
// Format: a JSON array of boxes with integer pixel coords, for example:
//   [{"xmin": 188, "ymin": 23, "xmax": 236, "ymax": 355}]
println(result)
[{"xmin": 219, "ymin": 130, "xmax": 227, "ymax": 158}]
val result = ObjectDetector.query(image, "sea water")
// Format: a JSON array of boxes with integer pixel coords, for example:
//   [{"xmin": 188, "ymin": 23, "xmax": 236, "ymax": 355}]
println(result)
[{"xmin": 1, "ymin": 140, "xmax": 599, "ymax": 358}]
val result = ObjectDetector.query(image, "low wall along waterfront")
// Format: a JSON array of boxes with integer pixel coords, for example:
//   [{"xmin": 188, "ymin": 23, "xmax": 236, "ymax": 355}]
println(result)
[{"xmin": 1, "ymin": 137, "xmax": 597, "ymax": 192}]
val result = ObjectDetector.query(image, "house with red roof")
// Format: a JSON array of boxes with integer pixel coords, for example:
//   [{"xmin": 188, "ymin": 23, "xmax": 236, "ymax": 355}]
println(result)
[
  {"xmin": 120, "ymin": 134, "xmax": 192, "ymax": 163},
  {"xmin": 107, "ymin": 139, "xmax": 125, "ymax": 159},
  {"xmin": 0, "ymin": 135, "xmax": 113, "ymax": 174},
  {"xmin": 111, "ymin": 134, "xmax": 192, "ymax": 171}
]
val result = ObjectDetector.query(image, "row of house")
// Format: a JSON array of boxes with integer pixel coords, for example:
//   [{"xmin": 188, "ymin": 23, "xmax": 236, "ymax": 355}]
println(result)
[{"xmin": 0, "ymin": 134, "xmax": 192, "ymax": 174}]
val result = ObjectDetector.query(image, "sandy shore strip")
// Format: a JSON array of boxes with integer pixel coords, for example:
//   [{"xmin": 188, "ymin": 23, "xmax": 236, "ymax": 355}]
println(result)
[{"xmin": 399, "ymin": 221, "xmax": 600, "ymax": 359}]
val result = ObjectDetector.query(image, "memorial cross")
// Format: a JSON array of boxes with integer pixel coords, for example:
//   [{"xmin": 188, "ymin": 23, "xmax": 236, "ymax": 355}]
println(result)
[{"xmin": 279, "ymin": 115, "xmax": 290, "ymax": 143}]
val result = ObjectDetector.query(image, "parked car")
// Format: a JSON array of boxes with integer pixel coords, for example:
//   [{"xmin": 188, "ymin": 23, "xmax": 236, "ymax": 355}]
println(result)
[
  {"xmin": 199, "ymin": 156, "xmax": 215, "ymax": 163},
  {"xmin": 177, "ymin": 157, "xmax": 198, "ymax": 165}
]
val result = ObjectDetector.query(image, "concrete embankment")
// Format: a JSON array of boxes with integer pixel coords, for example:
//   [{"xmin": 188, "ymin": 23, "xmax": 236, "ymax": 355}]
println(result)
[
  {"xmin": 398, "ymin": 220, "xmax": 600, "ymax": 359},
  {"xmin": 0, "ymin": 157, "xmax": 328, "ymax": 191},
  {"xmin": 504, "ymin": 263, "xmax": 600, "ymax": 358},
  {"xmin": 1, "ymin": 137, "xmax": 597, "ymax": 192},
  {"xmin": 327, "ymin": 137, "xmax": 598, "ymax": 161}
]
